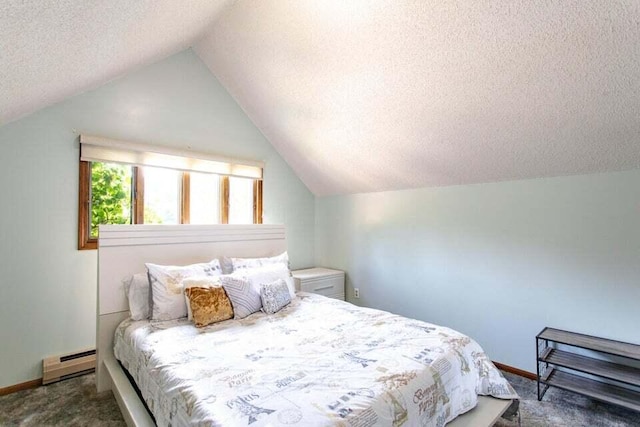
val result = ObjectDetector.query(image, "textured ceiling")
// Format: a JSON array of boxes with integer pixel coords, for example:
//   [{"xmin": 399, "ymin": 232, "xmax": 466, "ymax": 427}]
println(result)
[
  {"xmin": 196, "ymin": 1, "xmax": 640, "ymax": 196},
  {"xmin": 3, "ymin": 1, "xmax": 640, "ymax": 196},
  {"xmin": 0, "ymin": 0, "xmax": 232, "ymax": 125}
]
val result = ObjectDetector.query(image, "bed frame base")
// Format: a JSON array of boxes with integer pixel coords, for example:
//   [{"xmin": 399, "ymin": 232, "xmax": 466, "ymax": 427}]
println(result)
[
  {"xmin": 449, "ymin": 396, "xmax": 512, "ymax": 427},
  {"xmin": 103, "ymin": 356, "xmax": 154, "ymax": 427}
]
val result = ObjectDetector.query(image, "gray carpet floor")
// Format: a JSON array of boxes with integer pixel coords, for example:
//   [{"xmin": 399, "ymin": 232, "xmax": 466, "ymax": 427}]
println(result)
[
  {"xmin": 1, "ymin": 371, "xmax": 639, "ymax": 426},
  {"xmin": 495, "ymin": 372, "xmax": 640, "ymax": 427}
]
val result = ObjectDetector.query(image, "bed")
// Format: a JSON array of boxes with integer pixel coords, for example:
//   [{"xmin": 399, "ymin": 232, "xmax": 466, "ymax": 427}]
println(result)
[{"xmin": 97, "ymin": 224, "xmax": 517, "ymax": 426}]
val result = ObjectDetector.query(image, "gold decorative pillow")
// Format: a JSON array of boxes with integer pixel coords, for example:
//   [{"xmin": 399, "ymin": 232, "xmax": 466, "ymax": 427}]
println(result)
[
  {"xmin": 184, "ymin": 286, "xmax": 234, "ymax": 327},
  {"xmin": 182, "ymin": 276, "xmax": 224, "ymax": 320}
]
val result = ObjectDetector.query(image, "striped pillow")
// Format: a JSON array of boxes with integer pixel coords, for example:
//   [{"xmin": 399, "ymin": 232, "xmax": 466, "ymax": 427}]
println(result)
[{"xmin": 220, "ymin": 276, "xmax": 262, "ymax": 319}]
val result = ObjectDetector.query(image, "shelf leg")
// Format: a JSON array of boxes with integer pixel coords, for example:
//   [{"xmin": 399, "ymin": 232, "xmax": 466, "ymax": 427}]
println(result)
[
  {"xmin": 536, "ymin": 337, "xmax": 541, "ymax": 401},
  {"xmin": 537, "ymin": 338, "xmax": 550, "ymax": 401}
]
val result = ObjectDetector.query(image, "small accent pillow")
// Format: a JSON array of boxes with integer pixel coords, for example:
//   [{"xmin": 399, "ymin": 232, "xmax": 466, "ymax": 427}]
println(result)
[
  {"xmin": 220, "ymin": 276, "xmax": 262, "ymax": 319},
  {"xmin": 184, "ymin": 286, "xmax": 234, "ymax": 327},
  {"xmin": 260, "ymin": 279, "xmax": 291, "ymax": 314},
  {"xmin": 123, "ymin": 273, "xmax": 150, "ymax": 320},
  {"xmin": 146, "ymin": 259, "xmax": 222, "ymax": 321},
  {"xmin": 229, "ymin": 251, "xmax": 289, "ymax": 273},
  {"xmin": 182, "ymin": 276, "xmax": 225, "ymax": 321}
]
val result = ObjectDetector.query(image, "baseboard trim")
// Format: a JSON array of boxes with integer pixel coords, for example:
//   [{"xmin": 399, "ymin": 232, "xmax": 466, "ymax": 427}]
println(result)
[
  {"xmin": 0, "ymin": 378, "xmax": 42, "ymax": 396},
  {"xmin": 493, "ymin": 361, "xmax": 537, "ymax": 380}
]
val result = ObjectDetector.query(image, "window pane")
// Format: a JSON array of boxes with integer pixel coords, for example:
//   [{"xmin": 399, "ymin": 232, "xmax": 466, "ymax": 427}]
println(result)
[
  {"xmin": 190, "ymin": 172, "xmax": 220, "ymax": 224},
  {"xmin": 228, "ymin": 177, "xmax": 254, "ymax": 224},
  {"xmin": 90, "ymin": 162, "xmax": 132, "ymax": 238},
  {"xmin": 143, "ymin": 167, "xmax": 180, "ymax": 224}
]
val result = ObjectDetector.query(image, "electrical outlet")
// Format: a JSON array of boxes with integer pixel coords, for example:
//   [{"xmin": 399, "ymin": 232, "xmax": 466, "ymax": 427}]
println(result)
[{"xmin": 354, "ymin": 288, "xmax": 360, "ymax": 298}]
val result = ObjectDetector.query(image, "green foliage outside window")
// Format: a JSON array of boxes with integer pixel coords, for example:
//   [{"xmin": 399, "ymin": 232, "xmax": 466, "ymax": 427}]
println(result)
[
  {"xmin": 90, "ymin": 162, "xmax": 132, "ymax": 237},
  {"xmin": 144, "ymin": 209, "xmax": 164, "ymax": 224}
]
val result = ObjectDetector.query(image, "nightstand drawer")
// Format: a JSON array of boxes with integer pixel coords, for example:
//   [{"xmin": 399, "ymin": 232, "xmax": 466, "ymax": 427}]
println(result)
[
  {"xmin": 292, "ymin": 268, "xmax": 345, "ymax": 301},
  {"xmin": 299, "ymin": 275, "xmax": 343, "ymax": 297}
]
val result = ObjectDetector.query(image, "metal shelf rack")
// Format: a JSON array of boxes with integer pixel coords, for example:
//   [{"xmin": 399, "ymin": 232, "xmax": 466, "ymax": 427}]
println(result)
[{"xmin": 536, "ymin": 327, "xmax": 640, "ymax": 413}]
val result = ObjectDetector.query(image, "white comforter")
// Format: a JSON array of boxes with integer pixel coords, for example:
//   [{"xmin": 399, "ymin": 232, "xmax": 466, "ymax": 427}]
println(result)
[{"xmin": 114, "ymin": 293, "xmax": 517, "ymax": 427}]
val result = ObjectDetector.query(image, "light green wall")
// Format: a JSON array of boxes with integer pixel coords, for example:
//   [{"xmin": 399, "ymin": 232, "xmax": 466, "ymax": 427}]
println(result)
[
  {"xmin": 315, "ymin": 170, "xmax": 640, "ymax": 373},
  {"xmin": 0, "ymin": 50, "xmax": 315, "ymax": 388}
]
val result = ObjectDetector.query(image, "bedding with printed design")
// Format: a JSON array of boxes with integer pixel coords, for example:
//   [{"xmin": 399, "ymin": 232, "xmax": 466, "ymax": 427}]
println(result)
[{"xmin": 114, "ymin": 293, "xmax": 517, "ymax": 426}]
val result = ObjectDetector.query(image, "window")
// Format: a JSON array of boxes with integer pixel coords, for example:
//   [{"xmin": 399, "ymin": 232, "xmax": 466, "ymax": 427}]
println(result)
[
  {"xmin": 143, "ymin": 166, "xmax": 180, "ymax": 224},
  {"xmin": 189, "ymin": 172, "xmax": 221, "ymax": 225},
  {"xmin": 78, "ymin": 136, "xmax": 263, "ymax": 250}
]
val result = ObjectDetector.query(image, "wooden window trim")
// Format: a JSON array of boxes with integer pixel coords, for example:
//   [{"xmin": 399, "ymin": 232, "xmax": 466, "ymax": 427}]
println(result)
[
  {"xmin": 78, "ymin": 161, "xmax": 97, "ymax": 250},
  {"xmin": 220, "ymin": 176, "xmax": 230, "ymax": 224},
  {"xmin": 254, "ymin": 180, "xmax": 263, "ymax": 224},
  {"xmin": 133, "ymin": 167, "xmax": 144, "ymax": 225},
  {"xmin": 181, "ymin": 172, "xmax": 190, "ymax": 224}
]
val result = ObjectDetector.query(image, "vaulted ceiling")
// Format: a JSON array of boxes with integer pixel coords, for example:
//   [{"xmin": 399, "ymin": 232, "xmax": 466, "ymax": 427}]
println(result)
[
  {"xmin": 3, "ymin": 1, "xmax": 640, "ymax": 195},
  {"xmin": 0, "ymin": 0, "xmax": 232, "ymax": 125}
]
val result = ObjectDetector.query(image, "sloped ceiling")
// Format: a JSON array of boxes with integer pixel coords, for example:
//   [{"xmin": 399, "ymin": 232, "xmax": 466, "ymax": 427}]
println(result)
[
  {"xmin": 2, "ymin": 1, "xmax": 640, "ymax": 196},
  {"xmin": 195, "ymin": 1, "xmax": 640, "ymax": 196},
  {"xmin": 0, "ymin": 0, "xmax": 232, "ymax": 125}
]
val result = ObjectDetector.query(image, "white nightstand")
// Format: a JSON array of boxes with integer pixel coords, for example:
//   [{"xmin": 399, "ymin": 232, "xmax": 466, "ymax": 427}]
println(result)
[{"xmin": 292, "ymin": 268, "xmax": 345, "ymax": 301}]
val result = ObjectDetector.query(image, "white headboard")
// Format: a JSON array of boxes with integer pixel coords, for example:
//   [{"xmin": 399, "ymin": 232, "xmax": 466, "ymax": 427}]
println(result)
[{"xmin": 97, "ymin": 224, "xmax": 286, "ymax": 392}]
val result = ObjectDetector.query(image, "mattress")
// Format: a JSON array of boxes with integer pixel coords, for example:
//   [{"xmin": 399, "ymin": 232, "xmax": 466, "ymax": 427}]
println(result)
[{"xmin": 114, "ymin": 292, "xmax": 517, "ymax": 426}]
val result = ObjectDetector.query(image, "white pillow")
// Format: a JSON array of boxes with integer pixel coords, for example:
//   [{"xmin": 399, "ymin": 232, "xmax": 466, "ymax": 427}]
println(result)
[
  {"xmin": 123, "ymin": 273, "xmax": 150, "ymax": 320},
  {"xmin": 234, "ymin": 263, "xmax": 296, "ymax": 299},
  {"xmin": 181, "ymin": 276, "xmax": 225, "ymax": 321},
  {"xmin": 146, "ymin": 259, "xmax": 223, "ymax": 321},
  {"xmin": 229, "ymin": 251, "xmax": 289, "ymax": 273}
]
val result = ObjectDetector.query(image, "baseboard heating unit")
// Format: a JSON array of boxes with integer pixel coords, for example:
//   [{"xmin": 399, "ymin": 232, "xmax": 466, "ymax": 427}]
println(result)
[{"xmin": 43, "ymin": 348, "xmax": 96, "ymax": 385}]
